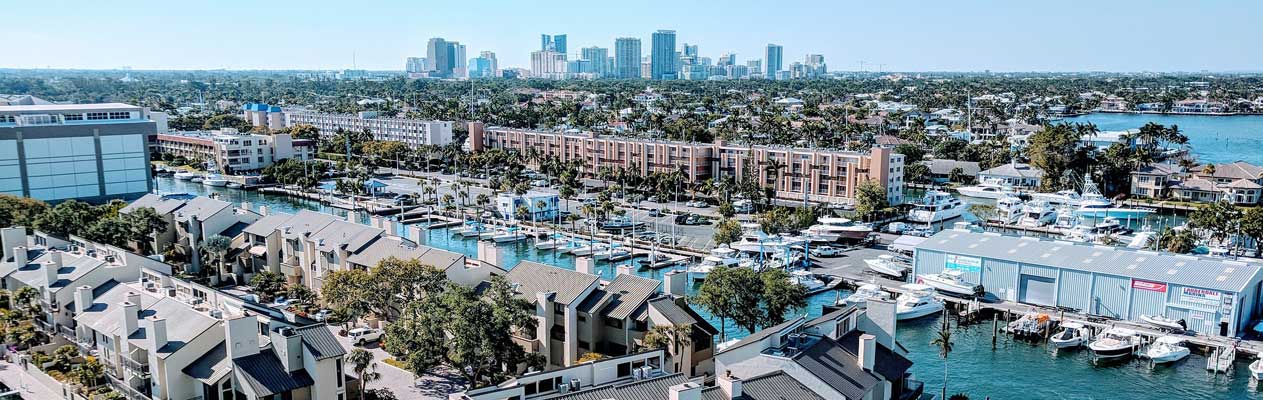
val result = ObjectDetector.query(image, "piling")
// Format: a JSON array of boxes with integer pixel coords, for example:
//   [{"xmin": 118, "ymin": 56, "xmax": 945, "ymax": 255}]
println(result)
[{"xmin": 992, "ymin": 314, "xmax": 999, "ymax": 350}]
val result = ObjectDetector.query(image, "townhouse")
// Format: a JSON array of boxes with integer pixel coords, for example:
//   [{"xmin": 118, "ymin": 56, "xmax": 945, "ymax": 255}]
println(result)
[
  {"xmin": 504, "ymin": 261, "xmax": 717, "ymax": 375},
  {"xmin": 479, "ymin": 127, "xmax": 905, "ymax": 205},
  {"xmin": 122, "ymin": 194, "xmax": 261, "ymax": 275}
]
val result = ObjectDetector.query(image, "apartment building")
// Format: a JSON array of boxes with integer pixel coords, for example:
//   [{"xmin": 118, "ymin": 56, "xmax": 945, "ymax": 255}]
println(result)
[
  {"xmin": 0, "ymin": 102, "xmax": 154, "ymax": 203},
  {"xmin": 241, "ymin": 103, "xmax": 286, "ymax": 130},
  {"xmin": 480, "ymin": 127, "xmax": 905, "ymax": 205},
  {"xmin": 504, "ymin": 261, "xmax": 717, "ymax": 375},
  {"xmin": 284, "ymin": 108, "xmax": 455, "ymax": 148},
  {"xmin": 156, "ymin": 129, "xmax": 313, "ymax": 173},
  {"xmin": 122, "ymin": 194, "xmax": 261, "ymax": 276}
]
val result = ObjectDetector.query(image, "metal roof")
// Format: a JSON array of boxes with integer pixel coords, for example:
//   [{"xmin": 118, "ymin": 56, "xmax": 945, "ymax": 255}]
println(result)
[
  {"xmin": 293, "ymin": 324, "xmax": 346, "ymax": 360},
  {"xmin": 506, "ymin": 261, "xmax": 598, "ymax": 305},
  {"xmin": 578, "ymin": 274, "xmax": 661, "ymax": 320},
  {"xmin": 716, "ymin": 316, "xmax": 804, "ymax": 355},
  {"xmin": 233, "ymin": 349, "xmax": 315, "ymax": 396},
  {"xmin": 917, "ymin": 229, "xmax": 1263, "ymax": 293},
  {"xmin": 721, "ymin": 371, "xmax": 827, "ymax": 400},
  {"xmin": 793, "ymin": 336, "xmax": 880, "ymax": 400}
]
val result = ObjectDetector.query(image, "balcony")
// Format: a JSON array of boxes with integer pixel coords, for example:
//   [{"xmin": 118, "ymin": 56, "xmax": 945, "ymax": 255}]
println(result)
[
  {"xmin": 120, "ymin": 356, "xmax": 150, "ymax": 377},
  {"xmin": 107, "ymin": 373, "xmax": 153, "ymax": 400}
]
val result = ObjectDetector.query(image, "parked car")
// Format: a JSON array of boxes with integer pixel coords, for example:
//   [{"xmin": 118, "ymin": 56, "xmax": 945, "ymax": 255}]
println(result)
[
  {"xmin": 657, "ymin": 234, "xmax": 677, "ymax": 245},
  {"xmin": 810, "ymin": 246, "xmax": 843, "ymax": 257},
  {"xmin": 686, "ymin": 200, "xmax": 709, "ymax": 208},
  {"xmin": 648, "ymin": 209, "xmax": 663, "ymax": 217},
  {"xmin": 531, "ymin": 179, "xmax": 550, "ymax": 187},
  {"xmin": 312, "ymin": 309, "xmax": 332, "ymax": 322},
  {"xmin": 647, "ymin": 195, "xmax": 661, "ymax": 203},
  {"xmin": 349, "ymin": 327, "xmax": 384, "ymax": 345}
]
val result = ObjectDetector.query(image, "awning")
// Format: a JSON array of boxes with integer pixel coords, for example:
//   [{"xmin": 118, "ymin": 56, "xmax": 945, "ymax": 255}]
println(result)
[
  {"xmin": 248, "ymin": 245, "xmax": 268, "ymax": 257},
  {"xmin": 890, "ymin": 235, "xmax": 927, "ymax": 254}
]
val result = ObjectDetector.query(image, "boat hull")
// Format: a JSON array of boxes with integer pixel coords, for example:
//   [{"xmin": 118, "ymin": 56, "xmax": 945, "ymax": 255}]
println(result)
[
  {"xmin": 1089, "ymin": 344, "xmax": 1136, "ymax": 359},
  {"xmin": 908, "ymin": 206, "xmax": 965, "ymax": 223},
  {"xmin": 1147, "ymin": 349, "xmax": 1189, "ymax": 364},
  {"xmin": 896, "ymin": 304, "xmax": 944, "ymax": 320},
  {"xmin": 1074, "ymin": 209, "xmax": 1154, "ymax": 219},
  {"xmin": 865, "ymin": 259, "xmax": 906, "ymax": 278},
  {"xmin": 920, "ymin": 277, "xmax": 976, "ymax": 297}
]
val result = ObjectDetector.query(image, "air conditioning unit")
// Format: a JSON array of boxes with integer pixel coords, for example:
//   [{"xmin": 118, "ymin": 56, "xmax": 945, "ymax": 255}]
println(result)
[
  {"xmin": 569, "ymin": 378, "xmax": 580, "ymax": 389},
  {"xmin": 639, "ymin": 366, "xmax": 655, "ymax": 378},
  {"xmin": 556, "ymin": 383, "xmax": 570, "ymax": 393},
  {"xmin": 632, "ymin": 367, "xmax": 644, "ymax": 380},
  {"xmin": 208, "ymin": 309, "xmax": 223, "ymax": 318},
  {"xmin": 166, "ymin": 288, "xmax": 178, "ymax": 297}
]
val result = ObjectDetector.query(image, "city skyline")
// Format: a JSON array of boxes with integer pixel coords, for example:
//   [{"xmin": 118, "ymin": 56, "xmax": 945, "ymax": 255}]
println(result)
[{"xmin": 3, "ymin": 0, "xmax": 1262, "ymax": 72}]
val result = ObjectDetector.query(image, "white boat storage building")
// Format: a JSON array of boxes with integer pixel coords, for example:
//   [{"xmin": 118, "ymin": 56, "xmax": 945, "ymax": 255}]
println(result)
[{"xmin": 913, "ymin": 229, "xmax": 1263, "ymax": 337}]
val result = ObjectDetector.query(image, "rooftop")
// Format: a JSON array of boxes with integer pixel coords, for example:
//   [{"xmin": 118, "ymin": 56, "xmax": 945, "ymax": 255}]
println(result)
[
  {"xmin": 506, "ymin": 261, "xmax": 599, "ymax": 305},
  {"xmin": 0, "ymin": 102, "xmax": 140, "ymax": 113}
]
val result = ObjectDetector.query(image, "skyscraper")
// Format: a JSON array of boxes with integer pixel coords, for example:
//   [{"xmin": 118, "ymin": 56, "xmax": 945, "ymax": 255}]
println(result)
[
  {"xmin": 614, "ymin": 37, "xmax": 641, "ymax": 79},
  {"xmin": 426, "ymin": 37, "xmax": 456, "ymax": 77},
  {"xmin": 805, "ymin": 54, "xmax": 827, "ymax": 77},
  {"xmin": 541, "ymin": 34, "xmax": 567, "ymax": 54},
  {"xmin": 405, "ymin": 57, "xmax": 426, "ymax": 74},
  {"xmin": 452, "ymin": 42, "xmax": 467, "ymax": 78},
  {"xmin": 581, "ymin": 46, "xmax": 609, "ymax": 78},
  {"xmin": 683, "ymin": 43, "xmax": 699, "ymax": 59},
  {"xmin": 530, "ymin": 50, "xmax": 566, "ymax": 79},
  {"xmin": 765, "ymin": 44, "xmax": 783, "ymax": 79},
  {"xmin": 650, "ymin": 30, "xmax": 677, "ymax": 80},
  {"xmin": 541, "ymin": 34, "xmax": 551, "ymax": 51},
  {"xmin": 469, "ymin": 51, "xmax": 498, "ymax": 78},
  {"xmin": 553, "ymin": 34, "xmax": 567, "ymax": 54}
]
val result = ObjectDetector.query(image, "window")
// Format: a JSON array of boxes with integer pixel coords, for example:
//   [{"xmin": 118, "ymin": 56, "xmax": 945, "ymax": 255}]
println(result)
[
  {"xmin": 87, "ymin": 112, "xmax": 109, "ymax": 120},
  {"xmin": 108, "ymin": 111, "xmax": 130, "ymax": 119},
  {"xmin": 605, "ymin": 317, "xmax": 623, "ymax": 329},
  {"xmin": 554, "ymin": 303, "xmax": 566, "ymax": 315},
  {"xmin": 336, "ymin": 359, "xmax": 343, "ymax": 387},
  {"xmin": 578, "ymin": 340, "xmax": 589, "ymax": 350},
  {"xmin": 63, "ymin": 113, "xmax": 83, "ymax": 121},
  {"xmin": 538, "ymin": 377, "xmax": 557, "ymax": 392}
]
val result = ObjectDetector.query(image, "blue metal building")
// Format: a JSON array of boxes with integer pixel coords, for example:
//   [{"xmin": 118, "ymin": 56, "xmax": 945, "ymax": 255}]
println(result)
[{"xmin": 913, "ymin": 229, "xmax": 1263, "ymax": 337}]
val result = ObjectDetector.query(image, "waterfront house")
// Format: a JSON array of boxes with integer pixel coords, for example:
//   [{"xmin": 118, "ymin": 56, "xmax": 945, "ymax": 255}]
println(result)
[
  {"xmin": 495, "ymin": 192, "xmax": 560, "ymax": 222},
  {"xmin": 977, "ymin": 162, "xmax": 1044, "ymax": 188},
  {"xmin": 1135, "ymin": 161, "xmax": 1263, "ymax": 205},
  {"xmin": 504, "ymin": 262, "xmax": 717, "ymax": 375},
  {"xmin": 919, "ymin": 159, "xmax": 980, "ymax": 184},
  {"xmin": 1171, "ymin": 100, "xmax": 1227, "ymax": 114},
  {"xmin": 913, "ymin": 229, "xmax": 1263, "ymax": 337},
  {"xmin": 1130, "ymin": 163, "xmax": 1182, "ymax": 198}
]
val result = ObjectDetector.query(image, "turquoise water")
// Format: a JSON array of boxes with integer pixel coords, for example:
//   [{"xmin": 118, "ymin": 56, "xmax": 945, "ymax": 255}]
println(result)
[
  {"xmin": 154, "ymin": 177, "xmax": 1262, "ymax": 398},
  {"xmin": 1060, "ymin": 113, "xmax": 1263, "ymax": 165}
]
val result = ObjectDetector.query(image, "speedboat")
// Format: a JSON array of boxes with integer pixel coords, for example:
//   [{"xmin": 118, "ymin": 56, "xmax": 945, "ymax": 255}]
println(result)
[
  {"xmin": 995, "ymin": 195, "xmax": 1024, "ymax": 224},
  {"xmin": 955, "ymin": 179, "xmax": 1017, "ymax": 199},
  {"xmin": 1030, "ymin": 189, "xmax": 1082, "ymax": 206},
  {"xmin": 1074, "ymin": 176, "xmax": 1154, "ymax": 219},
  {"xmin": 1088, "ymin": 327, "xmax": 1141, "ymax": 360},
  {"xmin": 1006, "ymin": 312, "xmax": 1052, "ymax": 338},
  {"xmin": 864, "ymin": 255, "xmax": 908, "ymax": 278},
  {"xmin": 1248, "ymin": 356, "xmax": 1263, "ymax": 380},
  {"xmin": 1017, "ymin": 200, "xmax": 1056, "ymax": 227},
  {"xmin": 492, "ymin": 228, "xmax": 527, "ymax": 243},
  {"xmin": 1139, "ymin": 314, "xmax": 1186, "ymax": 332},
  {"xmin": 201, "ymin": 173, "xmax": 229, "ymax": 187},
  {"xmin": 917, "ymin": 270, "xmax": 980, "ymax": 297},
  {"xmin": 557, "ymin": 239, "xmax": 590, "ymax": 254},
  {"xmin": 534, "ymin": 234, "xmax": 567, "ymax": 250},
  {"xmin": 592, "ymin": 245, "xmax": 631, "ymax": 261},
  {"xmin": 454, "ymin": 222, "xmax": 486, "ymax": 238},
  {"xmin": 688, "ymin": 248, "xmax": 746, "ymax": 281},
  {"xmin": 190, "ymin": 177, "xmax": 204, "ymax": 183},
  {"xmin": 788, "ymin": 270, "xmax": 825, "ymax": 292},
  {"xmin": 1049, "ymin": 322, "xmax": 1088, "ymax": 349},
  {"xmin": 908, "ymin": 191, "xmax": 967, "ymax": 223},
  {"xmin": 804, "ymin": 217, "xmax": 872, "ymax": 242},
  {"xmin": 841, "ymin": 284, "xmax": 887, "ymax": 308},
  {"xmin": 1145, "ymin": 336, "xmax": 1190, "ymax": 364},
  {"xmin": 895, "ymin": 284, "xmax": 944, "ymax": 320},
  {"xmin": 174, "ymin": 171, "xmax": 199, "ymax": 181},
  {"xmin": 571, "ymin": 242, "xmax": 609, "ymax": 257}
]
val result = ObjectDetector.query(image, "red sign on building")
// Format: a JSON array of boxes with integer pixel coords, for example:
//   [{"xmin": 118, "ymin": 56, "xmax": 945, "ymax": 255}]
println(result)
[{"xmin": 1131, "ymin": 279, "xmax": 1168, "ymax": 292}]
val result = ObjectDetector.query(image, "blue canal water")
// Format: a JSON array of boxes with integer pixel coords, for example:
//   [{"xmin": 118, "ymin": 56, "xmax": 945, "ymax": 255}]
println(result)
[
  {"xmin": 154, "ymin": 176, "xmax": 1262, "ymax": 399},
  {"xmin": 1060, "ymin": 113, "xmax": 1263, "ymax": 165}
]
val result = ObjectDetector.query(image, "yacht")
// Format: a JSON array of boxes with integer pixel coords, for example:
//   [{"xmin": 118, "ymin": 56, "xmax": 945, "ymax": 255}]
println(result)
[
  {"xmin": 1074, "ymin": 176, "xmax": 1155, "ymax": 219},
  {"xmin": 917, "ymin": 269, "xmax": 980, "ymax": 297},
  {"xmin": 190, "ymin": 177, "xmax": 204, "ymax": 183},
  {"xmin": 226, "ymin": 182, "xmax": 244, "ymax": 189},
  {"xmin": 174, "ymin": 171, "xmax": 199, "ymax": 181},
  {"xmin": 995, "ymin": 195, "xmax": 1024, "ymax": 225},
  {"xmin": 454, "ymin": 221, "xmax": 486, "ymax": 238},
  {"xmin": 804, "ymin": 217, "xmax": 872, "ymax": 242},
  {"xmin": 557, "ymin": 239, "xmax": 590, "ymax": 255},
  {"xmin": 1088, "ymin": 327, "xmax": 1142, "ymax": 360},
  {"xmin": 895, "ymin": 284, "xmax": 945, "ymax": 320},
  {"xmin": 840, "ymin": 284, "xmax": 887, "ymax": 308},
  {"xmin": 592, "ymin": 245, "xmax": 631, "ymax": 261},
  {"xmin": 201, "ymin": 171, "xmax": 229, "ymax": 187},
  {"xmin": 1017, "ymin": 200, "xmax": 1057, "ymax": 227},
  {"xmin": 1030, "ymin": 189, "xmax": 1082, "ymax": 206},
  {"xmin": 534, "ymin": 234, "xmax": 567, "ymax": 250},
  {"xmin": 1145, "ymin": 336, "xmax": 1190, "ymax": 364},
  {"xmin": 1049, "ymin": 322, "xmax": 1089, "ymax": 349},
  {"xmin": 688, "ymin": 248, "xmax": 746, "ymax": 281},
  {"xmin": 491, "ymin": 227, "xmax": 527, "ymax": 243},
  {"xmin": 788, "ymin": 270, "xmax": 825, "ymax": 292},
  {"xmin": 571, "ymin": 242, "xmax": 609, "ymax": 257},
  {"xmin": 864, "ymin": 255, "xmax": 908, "ymax": 278},
  {"xmin": 908, "ymin": 191, "xmax": 967, "ymax": 223},
  {"xmin": 955, "ymin": 179, "xmax": 1017, "ymax": 199},
  {"xmin": 732, "ymin": 233, "xmax": 807, "ymax": 255}
]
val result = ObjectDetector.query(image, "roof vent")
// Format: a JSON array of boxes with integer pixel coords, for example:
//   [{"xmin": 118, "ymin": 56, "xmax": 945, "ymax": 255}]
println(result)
[{"xmin": 1167, "ymin": 269, "xmax": 1178, "ymax": 275}]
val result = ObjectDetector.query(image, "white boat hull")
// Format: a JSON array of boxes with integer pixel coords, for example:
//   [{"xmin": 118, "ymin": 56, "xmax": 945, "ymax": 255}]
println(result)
[
  {"xmin": 897, "ymin": 303, "xmax": 944, "ymax": 320},
  {"xmin": 1249, "ymin": 360, "xmax": 1263, "ymax": 380},
  {"xmin": 919, "ymin": 276, "xmax": 976, "ymax": 296},
  {"xmin": 1075, "ymin": 208, "xmax": 1154, "ymax": 219},
  {"xmin": 203, "ymin": 180, "xmax": 229, "ymax": 187},
  {"xmin": 493, "ymin": 234, "xmax": 526, "ymax": 243},
  {"xmin": 865, "ymin": 259, "xmax": 906, "ymax": 278},
  {"xmin": 908, "ymin": 205, "xmax": 966, "ymax": 223},
  {"xmin": 1147, "ymin": 348, "xmax": 1190, "ymax": 364},
  {"xmin": 956, "ymin": 188, "xmax": 1010, "ymax": 199}
]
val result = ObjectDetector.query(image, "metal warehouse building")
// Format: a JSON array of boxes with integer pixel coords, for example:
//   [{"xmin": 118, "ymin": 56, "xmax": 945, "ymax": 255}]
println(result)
[{"xmin": 913, "ymin": 229, "xmax": 1263, "ymax": 337}]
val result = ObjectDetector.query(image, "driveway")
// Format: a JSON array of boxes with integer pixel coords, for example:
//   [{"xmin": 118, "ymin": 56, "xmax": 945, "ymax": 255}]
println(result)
[{"xmin": 327, "ymin": 326, "xmax": 467, "ymax": 399}]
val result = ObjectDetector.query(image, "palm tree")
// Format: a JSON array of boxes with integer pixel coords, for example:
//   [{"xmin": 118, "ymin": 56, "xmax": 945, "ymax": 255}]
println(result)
[
  {"xmin": 200, "ymin": 235, "xmax": 233, "ymax": 283},
  {"xmin": 931, "ymin": 315, "xmax": 955, "ymax": 400},
  {"xmin": 347, "ymin": 348, "xmax": 380, "ymax": 400},
  {"xmin": 644, "ymin": 324, "xmax": 695, "ymax": 373}
]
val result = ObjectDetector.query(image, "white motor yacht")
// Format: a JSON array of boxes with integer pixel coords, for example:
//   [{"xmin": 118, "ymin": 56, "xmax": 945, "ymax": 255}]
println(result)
[
  {"xmin": 174, "ymin": 171, "xmax": 199, "ymax": 181},
  {"xmin": 864, "ymin": 255, "xmax": 908, "ymax": 278},
  {"xmin": 1017, "ymin": 200, "xmax": 1057, "ymax": 227},
  {"xmin": 955, "ymin": 179, "xmax": 1017, "ymax": 199},
  {"xmin": 688, "ymin": 248, "xmax": 747, "ymax": 281},
  {"xmin": 908, "ymin": 191, "xmax": 967, "ymax": 223},
  {"xmin": 995, "ymin": 195, "xmax": 1024, "ymax": 225},
  {"xmin": 1049, "ymin": 322, "xmax": 1089, "ymax": 349},
  {"xmin": 1088, "ymin": 327, "xmax": 1142, "ymax": 360},
  {"xmin": 201, "ymin": 173, "xmax": 230, "ymax": 187},
  {"xmin": 534, "ymin": 234, "xmax": 567, "ymax": 250},
  {"xmin": 571, "ymin": 242, "xmax": 609, "ymax": 257},
  {"xmin": 1248, "ymin": 356, "xmax": 1263, "ymax": 380},
  {"xmin": 1030, "ymin": 189, "xmax": 1082, "ymax": 206},
  {"xmin": 557, "ymin": 239, "xmax": 590, "ymax": 255},
  {"xmin": 492, "ymin": 228, "xmax": 527, "ymax": 243},
  {"xmin": 917, "ymin": 269, "xmax": 979, "ymax": 297},
  {"xmin": 454, "ymin": 221, "xmax": 486, "ymax": 238},
  {"xmin": 1139, "ymin": 314, "xmax": 1187, "ymax": 332},
  {"xmin": 592, "ymin": 245, "xmax": 631, "ymax": 261},
  {"xmin": 804, "ymin": 217, "xmax": 873, "ymax": 242},
  {"xmin": 1074, "ymin": 176, "xmax": 1155, "ymax": 219},
  {"xmin": 895, "ymin": 284, "xmax": 944, "ymax": 320},
  {"xmin": 1145, "ymin": 336, "xmax": 1190, "ymax": 364},
  {"xmin": 840, "ymin": 284, "xmax": 887, "ymax": 308}
]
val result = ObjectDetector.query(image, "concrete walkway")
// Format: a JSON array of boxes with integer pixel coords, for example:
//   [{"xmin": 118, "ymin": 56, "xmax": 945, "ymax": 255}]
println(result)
[
  {"xmin": 0, "ymin": 358, "xmax": 62, "ymax": 400},
  {"xmin": 327, "ymin": 326, "xmax": 468, "ymax": 400}
]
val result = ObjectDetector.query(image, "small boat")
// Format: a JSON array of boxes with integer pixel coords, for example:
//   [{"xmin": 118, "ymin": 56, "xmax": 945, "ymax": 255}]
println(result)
[
  {"xmin": 1017, "ymin": 200, "xmax": 1056, "ymax": 227},
  {"xmin": 201, "ymin": 173, "xmax": 230, "ymax": 187},
  {"xmin": 1049, "ymin": 322, "xmax": 1088, "ymax": 349},
  {"xmin": 895, "ymin": 284, "xmax": 944, "ymax": 320},
  {"xmin": 917, "ymin": 270, "xmax": 981, "ymax": 297},
  {"xmin": 1139, "ymin": 314, "xmax": 1186, "ymax": 332},
  {"xmin": 1207, "ymin": 345, "xmax": 1236, "ymax": 373},
  {"xmin": 174, "ymin": 171, "xmax": 199, "ymax": 181},
  {"xmin": 592, "ymin": 245, "xmax": 631, "ymax": 261},
  {"xmin": 788, "ymin": 270, "xmax": 825, "ymax": 292},
  {"xmin": 994, "ymin": 195, "xmax": 1024, "ymax": 224},
  {"xmin": 840, "ymin": 284, "xmax": 887, "ymax": 308},
  {"xmin": 534, "ymin": 235, "xmax": 567, "ymax": 250},
  {"xmin": 1006, "ymin": 312, "xmax": 1052, "ymax": 338},
  {"xmin": 454, "ymin": 222, "xmax": 486, "ymax": 238},
  {"xmin": 226, "ymin": 182, "xmax": 244, "ymax": 189},
  {"xmin": 571, "ymin": 243, "xmax": 608, "ymax": 257},
  {"xmin": 864, "ymin": 255, "xmax": 908, "ymax": 278},
  {"xmin": 1088, "ymin": 327, "xmax": 1142, "ymax": 360},
  {"xmin": 908, "ymin": 191, "xmax": 967, "ymax": 223},
  {"xmin": 1248, "ymin": 356, "xmax": 1263, "ymax": 380},
  {"xmin": 1145, "ymin": 336, "xmax": 1190, "ymax": 364},
  {"xmin": 492, "ymin": 228, "xmax": 527, "ymax": 243},
  {"xmin": 955, "ymin": 179, "xmax": 1018, "ymax": 199},
  {"xmin": 190, "ymin": 177, "xmax": 204, "ymax": 183},
  {"xmin": 557, "ymin": 239, "xmax": 590, "ymax": 254}
]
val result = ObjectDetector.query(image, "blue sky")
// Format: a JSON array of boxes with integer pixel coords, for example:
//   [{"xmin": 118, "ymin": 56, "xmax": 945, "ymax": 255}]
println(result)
[{"xmin": 5, "ymin": 0, "xmax": 1261, "ymax": 72}]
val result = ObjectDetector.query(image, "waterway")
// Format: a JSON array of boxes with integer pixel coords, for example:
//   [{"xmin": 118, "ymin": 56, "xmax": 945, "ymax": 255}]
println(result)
[
  {"xmin": 1060, "ymin": 113, "xmax": 1263, "ymax": 165},
  {"xmin": 154, "ymin": 176, "xmax": 1261, "ymax": 399}
]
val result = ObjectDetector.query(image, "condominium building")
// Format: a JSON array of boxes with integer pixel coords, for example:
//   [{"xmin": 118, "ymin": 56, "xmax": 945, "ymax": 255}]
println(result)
[
  {"xmin": 155, "ymin": 129, "xmax": 313, "ymax": 173},
  {"xmin": 284, "ymin": 108, "xmax": 454, "ymax": 148},
  {"xmin": 614, "ymin": 37, "xmax": 642, "ymax": 79},
  {"xmin": 531, "ymin": 50, "xmax": 568, "ymax": 79},
  {"xmin": 0, "ymin": 102, "xmax": 154, "ymax": 203},
  {"xmin": 580, "ymin": 46, "xmax": 609, "ymax": 78},
  {"xmin": 480, "ymin": 128, "xmax": 905, "ymax": 205},
  {"xmin": 650, "ymin": 30, "xmax": 677, "ymax": 80},
  {"xmin": 241, "ymin": 103, "xmax": 285, "ymax": 130},
  {"xmin": 765, "ymin": 44, "xmax": 783, "ymax": 79}
]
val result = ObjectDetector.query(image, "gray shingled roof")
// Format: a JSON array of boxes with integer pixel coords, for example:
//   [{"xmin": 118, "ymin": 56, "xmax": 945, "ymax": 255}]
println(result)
[
  {"xmin": 294, "ymin": 324, "xmax": 346, "ymax": 360},
  {"xmin": 506, "ymin": 261, "xmax": 598, "ymax": 305},
  {"xmin": 713, "ymin": 371, "xmax": 827, "ymax": 400},
  {"xmin": 921, "ymin": 159, "xmax": 981, "ymax": 176},
  {"xmin": 308, "ymin": 220, "xmax": 383, "ymax": 253},
  {"xmin": 233, "ymin": 349, "xmax": 315, "ymax": 396},
  {"xmin": 76, "ymin": 283, "xmax": 161, "ymax": 337},
  {"xmin": 578, "ymin": 274, "xmax": 661, "ymax": 320},
  {"xmin": 4, "ymin": 249, "xmax": 105, "ymax": 291},
  {"xmin": 278, "ymin": 210, "xmax": 341, "ymax": 240},
  {"xmin": 980, "ymin": 163, "xmax": 1044, "ymax": 178},
  {"xmin": 917, "ymin": 229, "xmax": 1263, "ymax": 293},
  {"xmin": 346, "ymin": 236, "xmax": 463, "ymax": 270},
  {"xmin": 243, "ymin": 214, "xmax": 291, "ymax": 237},
  {"xmin": 794, "ymin": 336, "xmax": 879, "ymax": 400},
  {"xmin": 128, "ymin": 297, "xmax": 219, "ymax": 358},
  {"xmin": 836, "ymin": 330, "xmax": 912, "ymax": 383},
  {"xmin": 550, "ymin": 371, "xmax": 824, "ymax": 400},
  {"xmin": 121, "ymin": 193, "xmax": 189, "ymax": 215},
  {"xmin": 173, "ymin": 196, "xmax": 232, "ymax": 222}
]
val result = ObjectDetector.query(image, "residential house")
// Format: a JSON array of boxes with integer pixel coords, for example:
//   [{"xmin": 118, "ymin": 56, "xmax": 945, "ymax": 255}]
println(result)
[
  {"xmin": 1130, "ymin": 163, "xmax": 1181, "ymax": 198},
  {"xmin": 1151, "ymin": 161, "xmax": 1263, "ymax": 205},
  {"xmin": 496, "ymin": 192, "xmax": 560, "ymax": 222},
  {"xmin": 977, "ymin": 163, "xmax": 1044, "ymax": 188},
  {"xmin": 919, "ymin": 159, "xmax": 980, "ymax": 184}
]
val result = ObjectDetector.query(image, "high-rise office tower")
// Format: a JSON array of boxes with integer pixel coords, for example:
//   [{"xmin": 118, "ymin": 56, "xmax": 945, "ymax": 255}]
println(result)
[
  {"xmin": 426, "ymin": 37, "xmax": 456, "ymax": 77},
  {"xmin": 746, "ymin": 59, "xmax": 762, "ymax": 77},
  {"xmin": 650, "ymin": 30, "xmax": 677, "ymax": 80},
  {"xmin": 581, "ymin": 47, "xmax": 609, "ymax": 78},
  {"xmin": 541, "ymin": 34, "xmax": 567, "ymax": 54},
  {"xmin": 553, "ymin": 34, "xmax": 567, "ymax": 54},
  {"xmin": 614, "ymin": 37, "xmax": 641, "ymax": 79},
  {"xmin": 717, "ymin": 53, "xmax": 736, "ymax": 68},
  {"xmin": 683, "ymin": 43, "xmax": 698, "ymax": 59},
  {"xmin": 541, "ymin": 34, "xmax": 551, "ymax": 51},
  {"xmin": 482, "ymin": 51, "xmax": 498, "ymax": 77},
  {"xmin": 765, "ymin": 44, "xmax": 783, "ymax": 79},
  {"xmin": 452, "ymin": 42, "xmax": 467, "ymax": 78}
]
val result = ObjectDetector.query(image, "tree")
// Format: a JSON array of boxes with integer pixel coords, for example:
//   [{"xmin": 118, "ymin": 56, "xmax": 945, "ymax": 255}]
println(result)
[
  {"xmin": 759, "ymin": 269, "xmax": 808, "ymax": 327},
  {"xmin": 931, "ymin": 319, "xmax": 955, "ymax": 400},
  {"xmin": 713, "ymin": 218, "xmax": 743, "ymax": 246},
  {"xmin": 1241, "ymin": 207, "xmax": 1263, "ymax": 257},
  {"xmin": 1188, "ymin": 200, "xmax": 1240, "ymax": 245},
  {"xmin": 69, "ymin": 357, "xmax": 104, "ymax": 394},
  {"xmin": 643, "ymin": 324, "xmax": 694, "ymax": 372},
  {"xmin": 716, "ymin": 202, "xmax": 735, "ymax": 218},
  {"xmin": 33, "ymin": 200, "xmax": 101, "ymax": 238},
  {"xmin": 1027, "ymin": 123, "xmax": 1093, "ymax": 191},
  {"xmin": 202, "ymin": 114, "xmax": 253, "ymax": 132},
  {"xmin": 690, "ymin": 265, "xmax": 806, "ymax": 338},
  {"xmin": 903, "ymin": 162, "xmax": 930, "ymax": 184},
  {"xmin": 121, "ymin": 207, "xmax": 167, "ymax": 254},
  {"xmin": 854, "ymin": 179, "xmax": 889, "ymax": 221},
  {"xmin": 249, "ymin": 271, "xmax": 287, "ymax": 302},
  {"xmin": 576, "ymin": 352, "xmax": 608, "ymax": 364},
  {"xmin": 200, "ymin": 235, "xmax": 232, "ymax": 278},
  {"xmin": 0, "ymin": 194, "xmax": 49, "ymax": 231},
  {"xmin": 948, "ymin": 167, "xmax": 969, "ymax": 184},
  {"xmin": 1149, "ymin": 227, "xmax": 1197, "ymax": 254},
  {"xmin": 348, "ymin": 348, "xmax": 380, "ymax": 400}
]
